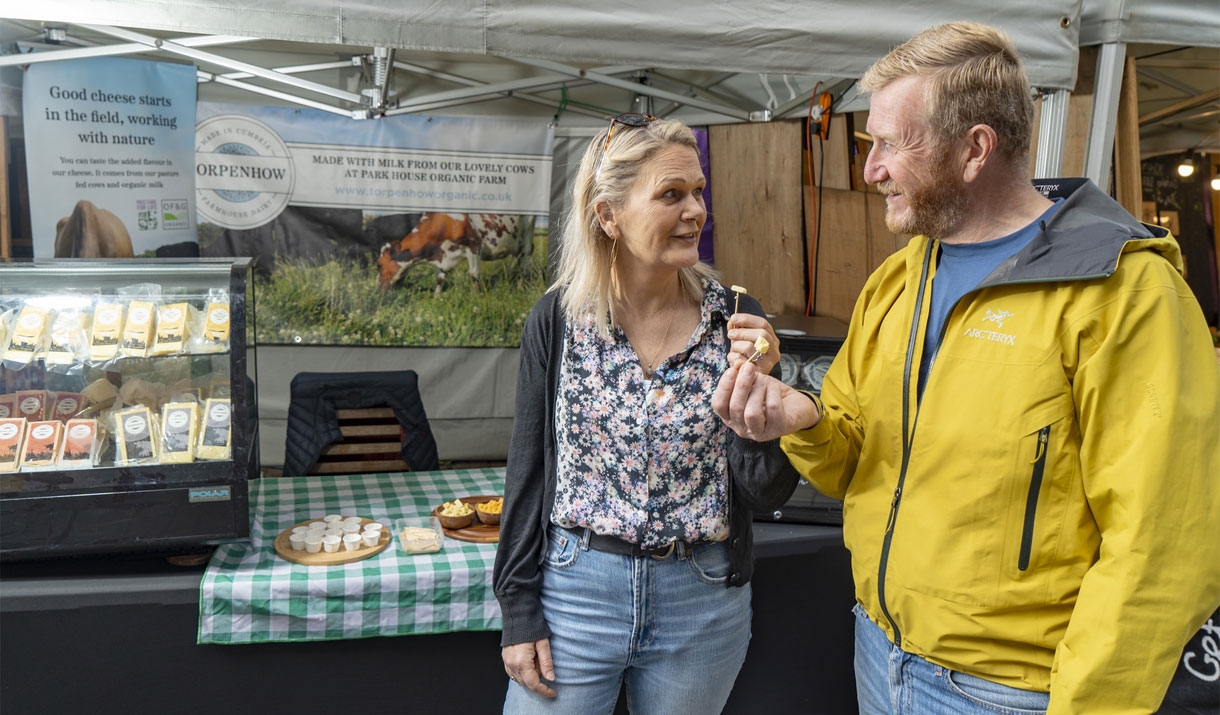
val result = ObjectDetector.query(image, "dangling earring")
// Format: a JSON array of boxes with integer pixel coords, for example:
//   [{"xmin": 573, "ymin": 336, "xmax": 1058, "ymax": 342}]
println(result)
[{"xmin": 610, "ymin": 237, "xmax": 619, "ymax": 270}]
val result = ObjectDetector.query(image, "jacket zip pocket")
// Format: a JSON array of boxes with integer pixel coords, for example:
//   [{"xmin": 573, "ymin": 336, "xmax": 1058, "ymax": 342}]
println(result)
[{"xmin": 1018, "ymin": 425, "xmax": 1051, "ymax": 572}]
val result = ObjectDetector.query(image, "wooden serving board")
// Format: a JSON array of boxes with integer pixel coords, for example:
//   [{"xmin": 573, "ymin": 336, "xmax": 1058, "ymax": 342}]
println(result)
[
  {"xmin": 433, "ymin": 495, "xmax": 501, "ymax": 544},
  {"xmin": 273, "ymin": 517, "xmax": 392, "ymax": 565}
]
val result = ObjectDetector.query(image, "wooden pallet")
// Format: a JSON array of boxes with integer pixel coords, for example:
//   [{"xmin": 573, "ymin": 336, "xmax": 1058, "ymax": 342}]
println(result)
[{"xmin": 310, "ymin": 407, "xmax": 411, "ymax": 475}]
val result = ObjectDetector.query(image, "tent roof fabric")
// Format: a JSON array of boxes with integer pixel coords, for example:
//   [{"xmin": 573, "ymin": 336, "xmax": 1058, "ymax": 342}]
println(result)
[{"xmin": 9, "ymin": 0, "xmax": 1086, "ymax": 89}]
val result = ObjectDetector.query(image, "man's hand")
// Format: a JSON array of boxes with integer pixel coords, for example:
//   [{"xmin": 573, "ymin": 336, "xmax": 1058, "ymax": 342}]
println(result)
[
  {"xmin": 502, "ymin": 638, "xmax": 558, "ymax": 698},
  {"xmin": 727, "ymin": 313, "xmax": 781, "ymax": 376},
  {"xmin": 713, "ymin": 361, "xmax": 821, "ymax": 442}
]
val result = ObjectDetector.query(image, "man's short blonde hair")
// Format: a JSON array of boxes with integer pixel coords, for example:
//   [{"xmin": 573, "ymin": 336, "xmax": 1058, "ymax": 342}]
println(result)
[{"xmin": 861, "ymin": 21, "xmax": 1034, "ymax": 167}]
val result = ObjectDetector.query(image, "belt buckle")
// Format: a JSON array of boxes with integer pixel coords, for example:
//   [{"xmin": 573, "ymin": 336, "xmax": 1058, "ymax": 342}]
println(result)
[{"xmin": 648, "ymin": 542, "xmax": 676, "ymax": 560}]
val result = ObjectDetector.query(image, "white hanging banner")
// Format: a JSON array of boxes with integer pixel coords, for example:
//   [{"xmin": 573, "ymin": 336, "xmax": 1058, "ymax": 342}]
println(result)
[{"xmin": 194, "ymin": 102, "xmax": 552, "ymax": 230}]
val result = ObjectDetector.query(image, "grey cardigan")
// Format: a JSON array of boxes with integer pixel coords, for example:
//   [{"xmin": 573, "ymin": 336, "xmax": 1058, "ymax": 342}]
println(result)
[{"xmin": 492, "ymin": 287, "xmax": 801, "ymax": 647}]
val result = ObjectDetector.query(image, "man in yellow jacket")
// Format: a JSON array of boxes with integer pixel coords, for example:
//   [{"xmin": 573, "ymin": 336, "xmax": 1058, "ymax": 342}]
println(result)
[{"xmin": 714, "ymin": 21, "xmax": 1220, "ymax": 715}]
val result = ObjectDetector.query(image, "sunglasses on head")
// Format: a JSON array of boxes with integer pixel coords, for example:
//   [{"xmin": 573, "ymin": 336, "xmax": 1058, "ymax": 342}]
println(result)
[{"xmin": 593, "ymin": 112, "xmax": 657, "ymax": 181}]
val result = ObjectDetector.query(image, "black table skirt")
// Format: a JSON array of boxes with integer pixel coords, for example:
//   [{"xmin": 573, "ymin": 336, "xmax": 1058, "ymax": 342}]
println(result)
[{"xmin": 0, "ymin": 523, "xmax": 857, "ymax": 715}]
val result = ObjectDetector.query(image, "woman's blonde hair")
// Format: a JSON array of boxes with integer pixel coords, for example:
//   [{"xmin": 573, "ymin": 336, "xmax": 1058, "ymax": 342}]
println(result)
[
  {"xmin": 552, "ymin": 117, "xmax": 716, "ymax": 337},
  {"xmin": 860, "ymin": 21, "xmax": 1034, "ymax": 169}
]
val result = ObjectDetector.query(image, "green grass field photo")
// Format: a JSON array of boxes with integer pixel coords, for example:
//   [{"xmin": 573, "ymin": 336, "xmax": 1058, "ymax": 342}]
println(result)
[{"xmin": 253, "ymin": 228, "xmax": 549, "ymax": 347}]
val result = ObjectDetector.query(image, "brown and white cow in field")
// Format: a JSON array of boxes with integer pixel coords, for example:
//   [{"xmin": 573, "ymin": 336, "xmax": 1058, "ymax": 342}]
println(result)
[
  {"xmin": 376, "ymin": 213, "xmax": 533, "ymax": 292},
  {"xmin": 54, "ymin": 200, "xmax": 135, "ymax": 258}
]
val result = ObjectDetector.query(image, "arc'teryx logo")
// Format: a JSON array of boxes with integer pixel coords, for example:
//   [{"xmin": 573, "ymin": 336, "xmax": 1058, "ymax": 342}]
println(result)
[
  {"xmin": 963, "ymin": 307, "xmax": 1016, "ymax": 346},
  {"xmin": 983, "ymin": 308, "xmax": 1013, "ymax": 328}
]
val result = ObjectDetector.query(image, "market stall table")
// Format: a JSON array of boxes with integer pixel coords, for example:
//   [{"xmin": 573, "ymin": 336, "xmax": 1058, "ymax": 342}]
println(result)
[
  {"xmin": 199, "ymin": 468, "xmax": 504, "ymax": 644},
  {"xmin": 3, "ymin": 468, "xmax": 857, "ymax": 713}
]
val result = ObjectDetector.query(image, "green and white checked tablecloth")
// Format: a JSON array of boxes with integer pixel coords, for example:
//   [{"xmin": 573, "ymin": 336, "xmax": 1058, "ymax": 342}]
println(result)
[{"xmin": 198, "ymin": 468, "xmax": 505, "ymax": 644}]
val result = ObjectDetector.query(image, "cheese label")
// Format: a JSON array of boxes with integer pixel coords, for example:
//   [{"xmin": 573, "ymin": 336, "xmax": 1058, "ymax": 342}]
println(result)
[
  {"xmin": 58, "ymin": 419, "xmax": 98, "ymax": 468},
  {"xmin": 0, "ymin": 418, "xmax": 26, "ymax": 472},
  {"xmin": 50, "ymin": 393, "xmax": 85, "ymax": 422},
  {"xmin": 196, "ymin": 398, "xmax": 232, "ymax": 460},
  {"xmin": 114, "ymin": 406, "xmax": 157, "ymax": 464},
  {"xmin": 15, "ymin": 390, "xmax": 47, "ymax": 421},
  {"xmin": 20, "ymin": 420, "xmax": 63, "ymax": 469},
  {"xmin": 151, "ymin": 302, "xmax": 190, "ymax": 356},
  {"xmin": 90, "ymin": 303, "xmax": 125, "ymax": 361},
  {"xmin": 45, "ymin": 310, "xmax": 90, "ymax": 366},
  {"xmin": 160, "ymin": 402, "xmax": 198, "ymax": 463},
  {"xmin": 4, "ymin": 305, "xmax": 50, "ymax": 364},
  {"xmin": 203, "ymin": 303, "xmax": 231, "ymax": 343},
  {"xmin": 120, "ymin": 301, "xmax": 156, "ymax": 357}
]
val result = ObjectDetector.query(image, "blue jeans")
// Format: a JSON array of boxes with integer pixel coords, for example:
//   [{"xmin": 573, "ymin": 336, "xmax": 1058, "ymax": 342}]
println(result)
[
  {"xmin": 504, "ymin": 526, "xmax": 751, "ymax": 715},
  {"xmin": 854, "ymin": 604, "xmax": 1049, "ymax": 715}
]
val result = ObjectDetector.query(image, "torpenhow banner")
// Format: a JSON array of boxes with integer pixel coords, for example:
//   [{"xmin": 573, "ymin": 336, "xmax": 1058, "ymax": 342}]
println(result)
[
  {"xmin": 23, "ymin": 57, "xmax": 198, "ymax": 258},
  {"xmin": 194, "ymin": 102, "xmax": 554, "ymax": 348}
]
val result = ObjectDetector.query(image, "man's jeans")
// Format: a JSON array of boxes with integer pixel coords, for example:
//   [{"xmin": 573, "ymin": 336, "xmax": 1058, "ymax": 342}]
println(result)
[{"xmin": 854, "ymin": 604, "xmax": 1050, "ymax": 715}]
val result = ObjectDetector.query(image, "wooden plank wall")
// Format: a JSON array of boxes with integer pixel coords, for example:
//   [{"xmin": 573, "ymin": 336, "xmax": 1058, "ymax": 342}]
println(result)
[
  {"xmin": 708, "ymin": 120, "xmax": 807, "ymax": 315},
  {"xmin": 805, "ymin": 114, "xmax": 907, "ymax": 323}
]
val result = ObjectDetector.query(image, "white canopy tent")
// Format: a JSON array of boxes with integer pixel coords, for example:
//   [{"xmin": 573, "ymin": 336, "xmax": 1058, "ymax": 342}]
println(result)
[
  {"xmin": 4, "ymin": 1, "xmax": 1216, "ymax": 169},
  {"xmin": 1, "ymin": 1, "xmax": 1215, "ymax": 462}
]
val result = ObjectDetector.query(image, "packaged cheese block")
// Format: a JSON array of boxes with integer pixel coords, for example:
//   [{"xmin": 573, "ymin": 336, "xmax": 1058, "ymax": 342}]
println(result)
[
  {"xmin": 159, "ymin": 401, "xmax": 198, "ymax": 464},
  {"xmin": 202, "ymin": 301, "xmax": 231, "ymax": 344},
  {"xmin": 196, "ymin": 398, "xmax": 232, "ymax": 460},
  {"xmin": 120, "ymin": 300, "xmax": 156, "ymax": 357},
  {"xmin": 113, "ymin": 405, "xmax": 158, "ymax": 465},
  {"xmin": 15, "ymin": 390, "xmax": 47, "ymax": 421},
  {"xmin": 151, "ymin": 302, "xmax": 190, "ymax": 356},
  {"xmin": 0, "ymin": 418, "xmax": 26, "ymax": 473},
  {"xmin": 81, "ymin": 379, "xmax": 119, "ymax": 412},
  {"xmin": 49, "ymin": 392, "xmax": 86, "ymax": 422},
  {"xmin": 90, "ymin": 303, "xmax": 126, "ymax": 361},
  {"xmin": 57, "ymin": 419, "xmax": 99, "ymax": 468},
  {"xmin": 44, "ymin": 310, "xmax": 91, "ymax": 366},
  {"xmin": 20, "ymin": 420, "xmax": 63, "ymax": 470},
  {"xmin": 3, "ymin": 305, "xmax": 50, "ymax": 365},
  {"xmin": 0, "ymin": 394, "xmax": 16, "ymax": 419}
]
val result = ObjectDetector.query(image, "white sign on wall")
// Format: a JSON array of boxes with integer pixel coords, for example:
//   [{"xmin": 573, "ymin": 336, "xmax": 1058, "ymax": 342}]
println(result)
[{"xmin": 23, "ymin": 57, "xmax": 198, "ymax": 257}]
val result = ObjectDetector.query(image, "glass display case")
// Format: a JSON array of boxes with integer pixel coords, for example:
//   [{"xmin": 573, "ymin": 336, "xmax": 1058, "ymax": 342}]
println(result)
[{"xmin": 0, "ymin": 258, "xmax": 257, "ymax": 560}]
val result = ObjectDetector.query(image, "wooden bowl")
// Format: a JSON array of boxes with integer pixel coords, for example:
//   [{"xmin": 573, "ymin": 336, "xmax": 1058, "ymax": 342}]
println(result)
[
  {"xmin": 433, "ymin": 507, "xmax": 474, "ymax": 530},
  {"xmin": 474, "ymin": 501, "xmax": 502, "ymax": 525}
]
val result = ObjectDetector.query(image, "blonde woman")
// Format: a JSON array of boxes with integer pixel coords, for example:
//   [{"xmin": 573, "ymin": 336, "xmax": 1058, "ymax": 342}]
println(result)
[{"xmin": 493, "ymin": 114, "xmax": 799, "ymax": 714}]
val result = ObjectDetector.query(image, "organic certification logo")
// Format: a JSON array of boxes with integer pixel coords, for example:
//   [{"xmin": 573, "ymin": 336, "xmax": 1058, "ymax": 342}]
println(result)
[{"xmin": 195, "ymin": 114, "xmax": 294, "ymax": 229}]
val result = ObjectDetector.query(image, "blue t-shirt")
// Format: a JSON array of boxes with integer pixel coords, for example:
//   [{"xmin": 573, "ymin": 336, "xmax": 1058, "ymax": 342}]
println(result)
[{"xmin": 918, "ymin": 199, "xmax": 1063, "ymax": 395}]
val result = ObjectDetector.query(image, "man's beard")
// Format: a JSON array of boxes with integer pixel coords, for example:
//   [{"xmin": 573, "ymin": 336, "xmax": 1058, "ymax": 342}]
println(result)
[{"xmin": 876, "ymin": 155, "xmax": 969, "ymax": 240}]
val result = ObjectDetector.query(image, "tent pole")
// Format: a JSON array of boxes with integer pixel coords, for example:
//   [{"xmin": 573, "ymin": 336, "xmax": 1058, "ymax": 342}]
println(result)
[
  {"xmin": 1083, "ymin": 42, "xmax": 1127, "ymax": 190},
  {"xmin": 512, "ymin": 57, "xmax": 754, "ymax": 121},
  {"xmin": 1035, "ymin": 89, "xmax": 1070, "ymax": 179}
]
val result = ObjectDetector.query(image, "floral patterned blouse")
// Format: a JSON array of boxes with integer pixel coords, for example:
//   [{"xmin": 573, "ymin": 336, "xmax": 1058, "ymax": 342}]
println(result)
[{"xmin": 551, "ymin": 281, "xmax": 733, "ymax": 549}]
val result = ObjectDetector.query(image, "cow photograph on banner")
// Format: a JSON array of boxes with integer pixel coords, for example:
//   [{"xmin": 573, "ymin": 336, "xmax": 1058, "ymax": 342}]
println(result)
[{"xmin": 194, "ymin": 102, "xmax": 553, "ymax": 348}]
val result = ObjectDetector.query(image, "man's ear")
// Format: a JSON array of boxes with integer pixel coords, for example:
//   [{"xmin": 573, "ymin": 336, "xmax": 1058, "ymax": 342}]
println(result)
[{"xmin": 962, "ymin": 123, "xmax": 998, "ymax": 183}]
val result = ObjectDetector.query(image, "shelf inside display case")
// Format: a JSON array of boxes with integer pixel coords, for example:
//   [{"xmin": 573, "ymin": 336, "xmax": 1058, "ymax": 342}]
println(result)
[{"xmin": 0, "ymin": 258, "xmax": 257, "ymax": 560}]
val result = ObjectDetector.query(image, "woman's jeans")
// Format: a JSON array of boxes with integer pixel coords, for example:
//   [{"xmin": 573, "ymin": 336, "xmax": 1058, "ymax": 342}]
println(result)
[
  {"xmin": 504, "ymin": 526, "xmax": 751, "ymax": 715},
  {"xmin": 854, "ymin": 604, "xmax": 1050, "ymax": 715}
]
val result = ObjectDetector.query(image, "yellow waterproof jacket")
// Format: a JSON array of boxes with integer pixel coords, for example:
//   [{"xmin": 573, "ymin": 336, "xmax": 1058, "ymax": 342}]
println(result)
[{"xmin": 782, "ymin": 179, "xmax": 1220, "ymax": 714}]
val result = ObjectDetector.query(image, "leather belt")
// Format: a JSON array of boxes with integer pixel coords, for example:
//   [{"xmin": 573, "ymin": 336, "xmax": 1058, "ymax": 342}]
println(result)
[{"xmin": 561, "ymin": 525, "xmax": 685, "ymax": 560}]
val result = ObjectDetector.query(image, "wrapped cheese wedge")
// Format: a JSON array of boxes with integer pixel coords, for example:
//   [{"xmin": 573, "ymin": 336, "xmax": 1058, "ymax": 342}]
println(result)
[
  {"xmin": 0, "ymin": 418, "xmax": 26, "ymax": 473},
  {"xmin": 57, "ymin": 419, "xmax": 100, "ymax": 469},
  {"xmin": 20, "ymin": 420, "xmax": 63, "ymax": 471}
]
